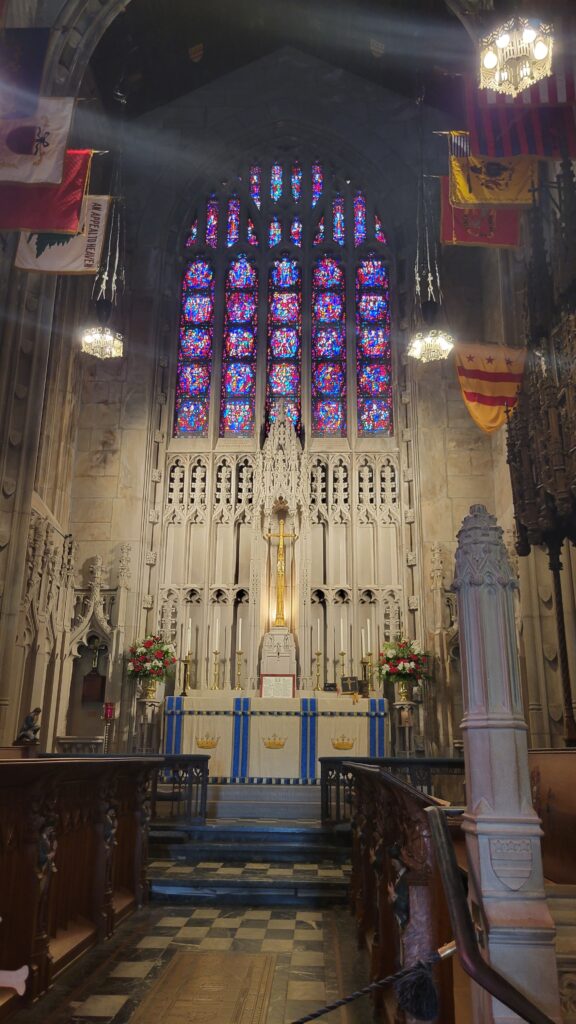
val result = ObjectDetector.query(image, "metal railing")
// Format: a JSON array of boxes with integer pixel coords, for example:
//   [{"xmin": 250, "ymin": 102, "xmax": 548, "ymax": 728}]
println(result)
[
  {"xmin": 426, "ymin": 807, "xmax": 557, "ymax": 1024},
  {"xmin": 320, "ymin": 755, "xmax": 465, "ymax": 824},
  {"xmin": 150, "ymin": 754, "xmax": 210, "ymax": 823}
]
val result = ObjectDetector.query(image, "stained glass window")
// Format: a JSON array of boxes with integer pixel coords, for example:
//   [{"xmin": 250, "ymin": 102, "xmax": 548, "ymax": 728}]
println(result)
[
  {"xmin": 270, "ymin": 162, "xmax": 283, "ymax": 202},
  {"xmin": 374, "ymin": 214, "xmax": 388, "ymax": 244},
  {"xmin": 332, "ymin": 196, "xmax": 345, "ymax": 246},
  {"xmin": 290, "ymin": 216, "xmax": 302, "ymax": 247},
  {"xmin": 249, "ymin": 165, "xmax": 261, "ymax": 209},
  {"xmin": 291, "ymin": 161, "xmax": 302, "ymax": 201},
  {"xmin": 205, "ymin": 196, "xmax": 218, "ymax": 248},
  {"xmin": 267, "ymin": 256, "xmax": 301, "ymax": 430},
  {"xmin": 356, "ymin": 256, "xmax": 392, "ymax": 435},
  {"xmin": 312, "ymin": 256, "xmax": 346, "ymax": 435},
  {"xmin": 354, "ymin": 191, "xmax": 366, "ymax": 247},
  {"xmin": 185, "ymin": 218, "xmax": 198, "ymax": 248},
  {"xmin": 220, "ymin": 254, "xmax": 258, "ymax": 436},
  {"xmin": 313, "ymin": 216, "xmax": 325, "ymax": 246},
  {"xmin": 269, "ymin": 216, "xmax": 282, "ymax": 247},
  {"xmin": 226, "ymin": 195, "xmax": 240, "ymax": 247},
  {"xmin": 174, "ymin": 257, "xmax": 214, "ymax": 436},
  {"xmin": 177, "ymin": 162, "xmax": 391, "ymax": 440},
  {"xmin": 312, "ymin": 162, "xmax": 323, "ymax": 206}
]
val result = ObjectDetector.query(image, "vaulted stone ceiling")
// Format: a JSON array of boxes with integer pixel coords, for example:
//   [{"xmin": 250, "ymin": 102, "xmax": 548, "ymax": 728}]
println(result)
[{"xmin": 89, "ymin": 0, "xmax": 474, "ymax": 117}]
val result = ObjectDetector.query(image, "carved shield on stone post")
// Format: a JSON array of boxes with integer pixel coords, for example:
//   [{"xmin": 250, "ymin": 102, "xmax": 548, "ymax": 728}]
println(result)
[{"xmin": 489, "ymin": 837, "xmax": 533, "ymax": 890}]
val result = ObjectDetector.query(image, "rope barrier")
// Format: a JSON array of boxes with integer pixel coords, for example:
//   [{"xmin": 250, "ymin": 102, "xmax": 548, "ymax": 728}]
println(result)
[{"xmin": 288, "ymin": 942, "xmax": 456, "ymax": 1024}]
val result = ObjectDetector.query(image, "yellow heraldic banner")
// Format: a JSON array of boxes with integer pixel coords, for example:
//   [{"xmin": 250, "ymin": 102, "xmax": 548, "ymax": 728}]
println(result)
[
  {"xmin": 455, "ymin": 343, "xmax": 526, "ymax": 433},
  {"xmin": 449, "ymin": 154, "xmax": 537, "ymax": 206}
]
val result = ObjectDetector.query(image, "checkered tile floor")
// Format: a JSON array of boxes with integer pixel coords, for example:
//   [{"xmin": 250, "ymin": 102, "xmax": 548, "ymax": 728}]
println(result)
[
  {"xmin": 149, "ymin": 859, "xmax": 351, "ymax": 881},
  {"xmin": 10, "ymin": 905, "xmax": 372, "ymax": 1024}
]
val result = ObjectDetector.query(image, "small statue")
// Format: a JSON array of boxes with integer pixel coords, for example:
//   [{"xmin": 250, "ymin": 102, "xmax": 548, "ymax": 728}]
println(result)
[
  {"xmin": 387, "ymin": 842, "xmax": 410, "ymax": 930},
  {"xmin": 14, "ymin": 708, "xmax": 41, "ymax": 746}
]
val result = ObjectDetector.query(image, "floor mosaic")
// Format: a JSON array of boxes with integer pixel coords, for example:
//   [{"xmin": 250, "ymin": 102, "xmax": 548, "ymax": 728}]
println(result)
[{"xmin": 10, "ymin": 905, "xmax": 372, "ymax": 1024}]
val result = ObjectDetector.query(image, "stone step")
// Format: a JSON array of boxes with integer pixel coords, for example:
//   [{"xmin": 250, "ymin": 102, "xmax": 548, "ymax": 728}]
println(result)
[
  {"xmin": 149, "ymin": 822, "xmax": 351, "ymax": 864},
  {"xmin": 149, "ymin": 859, "xmax": 350, "ymax": 907},
  {"xmin": 206, "ymin": 784, "xmax": 322, "ymax": 822}
]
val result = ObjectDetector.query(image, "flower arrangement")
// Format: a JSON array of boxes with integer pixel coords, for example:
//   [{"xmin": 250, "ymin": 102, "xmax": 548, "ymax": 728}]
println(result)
[
  {"xmin": 378, "ymin": 638, "xmax": 430, "ymax": 697},
  {"xmin": 127, "ymin": 634, "xmax": 177, "ymax": 679}
]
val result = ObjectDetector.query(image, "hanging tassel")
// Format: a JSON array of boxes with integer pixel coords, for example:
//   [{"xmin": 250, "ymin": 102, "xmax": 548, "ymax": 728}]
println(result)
[{"xmin": 394, "ymin": 961, "xmax": 439, "ymax": 1021}]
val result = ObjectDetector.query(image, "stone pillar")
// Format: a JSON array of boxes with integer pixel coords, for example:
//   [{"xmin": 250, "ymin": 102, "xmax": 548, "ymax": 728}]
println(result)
[{"xmin": 453, "ymin": 504, "xmax": 561, "ymax": 1023}]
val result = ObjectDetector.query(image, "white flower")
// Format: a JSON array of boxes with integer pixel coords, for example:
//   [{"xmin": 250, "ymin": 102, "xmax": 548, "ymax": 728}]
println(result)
[{"xmin": 128, "ymin": 661, "xmax": 134, "ymax": 672}]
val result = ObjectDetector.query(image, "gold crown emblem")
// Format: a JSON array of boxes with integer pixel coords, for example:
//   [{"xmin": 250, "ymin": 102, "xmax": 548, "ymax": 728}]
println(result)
[
  {"xmin": 196, "ymin": 734, "xmax": 219, "ymax": 750},
  {"xmin": 263, "ymin": 734, "xmax": 287, "ymax": 750},
  {"xmin": 331, "ymin": 735, "xmax": 355, "ymax": 751}
]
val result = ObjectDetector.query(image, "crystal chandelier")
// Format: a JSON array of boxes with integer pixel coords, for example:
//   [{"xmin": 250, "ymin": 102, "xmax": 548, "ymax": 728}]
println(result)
[
  {"xmin": 407, "ymin": 329, "xmax": 454, "ymax": 363},
  {"xmin": 81, "ymin": 324, "xmax": 124, "ymax": 359},
  {"xmin": 479, "ymin": 16, "xmax": 554, "ymax": 98}
]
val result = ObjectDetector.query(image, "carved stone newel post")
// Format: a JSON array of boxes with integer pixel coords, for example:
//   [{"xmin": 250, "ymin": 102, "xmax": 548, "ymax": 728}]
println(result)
[{"xmin": 453, "ymin": 505, "xmax": 561, "ymax": 1024}]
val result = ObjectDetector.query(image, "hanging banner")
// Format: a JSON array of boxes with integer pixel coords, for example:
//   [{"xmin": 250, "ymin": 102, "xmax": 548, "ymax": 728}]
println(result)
[
  {"xmin": 0, "ymin": 97, "xmax": 75, "ymax": 184},
  {"xmin": 440, "ymin": 176, "xmax": 520, "ymax": 247},
  {"xmin": 465, "ymin": 78, "xmax": 576, "ymax": 159},
  {"xmin": 449, "ymin": 153, "xmax": 536, "ymax": 207},
  {"xmin": 0, "ymin": 149, "xmax": 92, "ymax": 233},
  {"xmin": 15, "ymin": 194, "xmax": 110, "ymax": 273},
  {"xmin": 0, "ymin": 29, "xmax": 51, "ymax": 119},
  {"xmin": 455, "ymin": 343, "xmax": 526, "ymax": 433}
]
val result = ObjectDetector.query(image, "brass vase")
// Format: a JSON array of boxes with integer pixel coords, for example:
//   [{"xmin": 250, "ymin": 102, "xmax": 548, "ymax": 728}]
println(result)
[
  {"xmin": 142, "ymin": 677, "xmax": 158, "ymax": 700},
  {"xmin": 396, "ymin": 675, "xmax": 412, "ymax": 702}
]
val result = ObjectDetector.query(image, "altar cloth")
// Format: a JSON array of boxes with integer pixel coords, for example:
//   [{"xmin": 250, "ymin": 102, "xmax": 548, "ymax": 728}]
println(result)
[{"xmin": 164, "ymin": 693, "xmax": 387, "ymax": 782}]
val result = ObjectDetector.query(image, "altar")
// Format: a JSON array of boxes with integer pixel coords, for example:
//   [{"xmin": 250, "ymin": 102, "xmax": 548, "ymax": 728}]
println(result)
[{"xmin": 164, "ymin": 694, "xmax": 388, "ymax": 782}]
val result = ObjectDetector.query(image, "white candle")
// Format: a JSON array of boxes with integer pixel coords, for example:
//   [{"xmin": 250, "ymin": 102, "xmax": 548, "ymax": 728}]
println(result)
[
  {"xmin": 367, "ymin": 619, "xmax": 371, "ymax": 654},
  {"xmin": 215, "ymin": 617, "xmax": 220, "ymax": 651},
  {"xmin": 317, "ymin": 618, "xmax": 321, "ymax": 652},
  {"xmin": 238, "ymin": 618, "xmax": 242, "ymax": 651},
  {"xmin": 361, "ymin": 629, "xmax": 366, "ymax": 658},
  {"xmin": 340, "ymin": 618, "xmax": 344, "ymax": 652},
  {"xmin": 186, "ymin": 619, "xmax": 192, "ymax": 654}
]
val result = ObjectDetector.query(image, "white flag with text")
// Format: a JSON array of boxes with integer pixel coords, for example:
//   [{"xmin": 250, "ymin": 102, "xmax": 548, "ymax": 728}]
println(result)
[{"xmin": 15, "ymin": 195, "xmax": 110, "ymax": 274}]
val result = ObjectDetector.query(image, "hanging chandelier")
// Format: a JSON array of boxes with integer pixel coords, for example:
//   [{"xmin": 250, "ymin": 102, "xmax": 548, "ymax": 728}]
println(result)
[
  {"xmin": 407, "ymin": 329, "xmax": 454, "ymax": 363},
  {"xmin": 479, "ymin": 16, "xmax": 554, "ymax": 98},
  {"xmin": 408, "ymin": 99, "xmax": 455, "ymax": 364},
  {"xmin": 81, "ymin": 87, "xmax": 126, "ymax": 359},
  {"xmin": 81, "ymin": 324, "xmax": 124, "ymax": 359}
]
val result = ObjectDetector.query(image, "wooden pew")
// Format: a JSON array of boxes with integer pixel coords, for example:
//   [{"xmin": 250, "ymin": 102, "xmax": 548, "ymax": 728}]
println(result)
[{"xmin": 0, "ymin": 756, "xmax": 161, "ymax": 1018}]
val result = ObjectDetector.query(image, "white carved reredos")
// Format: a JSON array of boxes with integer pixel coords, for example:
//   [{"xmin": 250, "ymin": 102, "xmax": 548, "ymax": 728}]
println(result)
[{"xmin": 254, "ymin": 408, "xmax": 305, "ymax": 517}]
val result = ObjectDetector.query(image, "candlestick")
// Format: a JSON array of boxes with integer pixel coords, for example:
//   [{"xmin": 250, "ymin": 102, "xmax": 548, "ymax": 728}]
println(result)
[
  {"xmin": 315, "ymin": 649, "xmax": 322, "ymax": 692},
  {"xmin": 367, "ymin": 651, "xmax": 374, "ymax": 693},
  {"xmin": 360, "ymin": 654, "xmax": 369, "ymax": 694},
  {"xmin": 235, "ymin": 649, "xmax": 243, "ymax": 691},
  {"xmin": 211, "ymin": 649, "xmax": 220, "ymax": 691},
  {"xmin": 339, "ymin": 650, "xmax": 346, "ymax": 691},
  {"xmin": 180, "ymin": 651, "xmax": 192, "ymax": 697}
]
